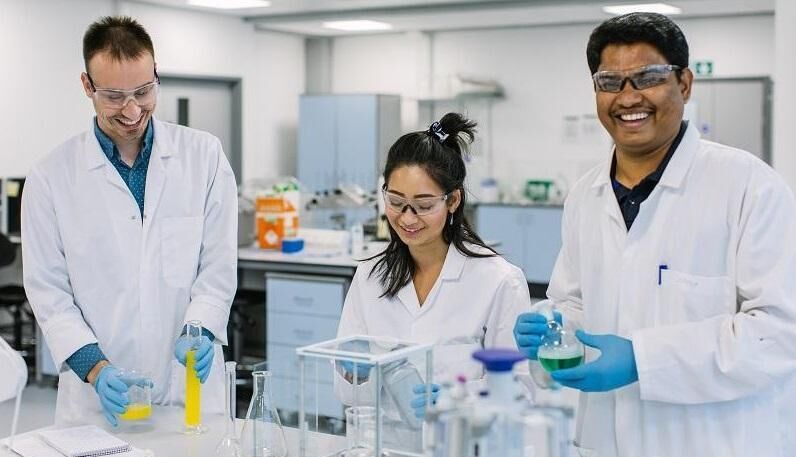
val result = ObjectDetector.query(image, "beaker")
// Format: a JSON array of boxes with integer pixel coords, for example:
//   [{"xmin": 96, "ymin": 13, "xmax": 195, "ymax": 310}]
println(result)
[
  {"xmin": 118, "ymin": 369, "xmax": 153, "ymax": 430},
  {"xmin": 345, "ymin": 406, "xmax": 377, "ymax": 457},
  {"xmin": 537, "ymin": 322, "xmax": 584, "ymax": 372},
  {"xmin": 215, "ymin": 361, "xmax": 242, "ymax": 457},
  {"xmin": 184, "ymin": 320, "xmax": 206, "ymax": 434},
  {"xmin": 240, "ymin": 371, "xmax": 287, "ymax": 457}
]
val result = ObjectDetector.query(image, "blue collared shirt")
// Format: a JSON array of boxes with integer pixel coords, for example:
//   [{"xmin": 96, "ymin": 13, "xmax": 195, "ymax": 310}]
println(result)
[{"xmin": 93, "ymin": 118, "xmax": 154, "ymax": 217}]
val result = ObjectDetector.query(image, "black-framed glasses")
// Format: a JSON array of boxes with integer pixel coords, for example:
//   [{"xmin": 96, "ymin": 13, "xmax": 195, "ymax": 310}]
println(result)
[
  {"xmin": 86, "ymin": 70, "xmax": 160, "ymax": 109},
  {"xmin": 592, "ymin": 64, "xmax": 681, "ymax": 93},
  {"xmin": 382, "ymin": 189, "xmax": 452, "ymax": 216}
]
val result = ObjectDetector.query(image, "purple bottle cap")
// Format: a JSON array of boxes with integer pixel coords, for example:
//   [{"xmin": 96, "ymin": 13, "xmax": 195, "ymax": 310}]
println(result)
[{"xmin": 472, "ymin": 349, "xmax": 526, "ymax": 372}]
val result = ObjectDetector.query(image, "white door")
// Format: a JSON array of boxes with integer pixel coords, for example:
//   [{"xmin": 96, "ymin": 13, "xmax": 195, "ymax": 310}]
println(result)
[{"xmin": 156, "ymin": 77, "xmax": 240, "ymax": 180}]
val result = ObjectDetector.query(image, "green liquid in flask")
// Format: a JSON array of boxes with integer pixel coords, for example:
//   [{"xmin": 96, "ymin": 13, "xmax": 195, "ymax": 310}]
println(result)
[{"xmin": 539, "ymin": 355, "xmax": 584, "ymax": 372}]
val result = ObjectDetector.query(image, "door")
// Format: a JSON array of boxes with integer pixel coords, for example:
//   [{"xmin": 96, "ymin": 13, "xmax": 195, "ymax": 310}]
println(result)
[
  {"xmin": 687, "ymin": 77, "xmax": 771, "ymax": 163},
  {"xmin": 156, "ymin": 77, "xmax": 242, "ymax": 181}
]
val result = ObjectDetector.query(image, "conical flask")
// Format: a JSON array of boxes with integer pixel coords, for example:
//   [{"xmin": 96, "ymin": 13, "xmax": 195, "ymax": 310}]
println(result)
[
  {"xmin": 240, "ymin": 371, "xmax": 287, "ymax": 457},
  {"xmin": 215, "ymin": 361, "xmax": 242, "ymax": 457}
]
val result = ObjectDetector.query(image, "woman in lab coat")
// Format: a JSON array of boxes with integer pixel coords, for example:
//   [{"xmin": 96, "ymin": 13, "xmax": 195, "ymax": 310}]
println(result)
[{"xmin": 336, "ymin": 113, "xmax": 531, "ymax": 418}]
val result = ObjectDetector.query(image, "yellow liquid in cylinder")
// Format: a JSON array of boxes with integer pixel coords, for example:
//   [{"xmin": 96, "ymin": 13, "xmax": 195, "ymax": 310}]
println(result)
[
  {"xmin": 185, "ymin": 350, "xmax": 201, "ymax": 427},
  {"xmin": 120, "ymin": 403, "xmax": 152, "ymax": 421}
]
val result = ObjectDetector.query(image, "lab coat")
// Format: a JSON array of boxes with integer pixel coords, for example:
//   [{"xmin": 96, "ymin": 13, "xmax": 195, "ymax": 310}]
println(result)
[
  {"xmin": 0, "ymin": 336, "xmax": 26, "ymax": 403},
  {"xmin": 336, "ymin": 243, "xmax": 531, "ymax": 398},
  {"xmin": 543, "ymin": 123, "xmax": 796, "ymax": 457},
  {"xmin": 21, "ymin": 118, "xmax": 238, "ymax": 425}
]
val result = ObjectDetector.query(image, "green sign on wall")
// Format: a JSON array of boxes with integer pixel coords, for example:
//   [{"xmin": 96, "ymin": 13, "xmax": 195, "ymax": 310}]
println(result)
[{"xmin": 694, "ymin": 60, "xmax": 714, "ymax": 76}]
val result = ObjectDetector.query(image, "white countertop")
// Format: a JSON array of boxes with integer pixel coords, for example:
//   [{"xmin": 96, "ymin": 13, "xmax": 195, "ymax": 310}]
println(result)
[
  {"xmin": 238, "ymin": 242, "xmax": 387, "ymax": 268},
  {"xmin": 1, "ymin": 406, "xmax": 345, "ymax": 457}
]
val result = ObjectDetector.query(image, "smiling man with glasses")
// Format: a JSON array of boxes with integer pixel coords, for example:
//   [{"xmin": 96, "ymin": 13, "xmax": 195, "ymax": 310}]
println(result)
[
  {"xmin": 22, "ymin": 16, "xmax": 237, "ymax": 427},
  {"xmin": 514, "ymin": 12, "xmax": 796, "ymax": 457}
]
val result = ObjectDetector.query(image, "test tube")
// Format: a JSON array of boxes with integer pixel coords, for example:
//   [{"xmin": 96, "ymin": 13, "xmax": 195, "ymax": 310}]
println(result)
[{"xmin": 184, "ymin": 320, "xmax": 206, "ymax": 434}]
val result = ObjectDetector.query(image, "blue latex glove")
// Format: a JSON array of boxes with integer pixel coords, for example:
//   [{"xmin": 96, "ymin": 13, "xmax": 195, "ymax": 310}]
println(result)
[
  {"xmin": 174, "ymin": 335, "xmax": 214, "ymax": 383},
  {"xmin": 338, "ymin": 360, "xmax": 373, "ymax": 381},
  {"xmin": 410, "ymin": 383, "xmax": 440, "ymax": 419},
  {"xmin": 514, "ymin": 311, "xmax": 562, "ymax": 360},
  {"xmin": 94, "ymin": 365, "xmax": 129, "ymax": 427},
  {"xmin": 551, "ymin": 330, "xmax": 638, "ymax": 392}
]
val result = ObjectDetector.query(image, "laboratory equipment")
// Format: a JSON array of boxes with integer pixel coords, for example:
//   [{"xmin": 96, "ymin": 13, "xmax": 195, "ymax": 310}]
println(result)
[
  {"xmin": 184, "ymin": 320, "xmax": 205, "ymax": 434},
  {"xmin": 240, "ymin": 370, "xmax": 287, "ymax": 457},
  {"xmin": 425, "ymin": 348, "xmax": 572, "ymax": 457},
  {"xmin": 215, "ymin": 362, "xmax": 242, "ymax": 457},
  {"xmin": 537, "ymin": 308, "xmax": 584, "ymax": 373},
  {"xmin": 345, "ymin": 406, "xmax": 377, "ymax": 457},
  {"xmin": 296, "ymin": 335, "xmax": 434, "ymax": 457},
  {"xmin": 118, "ymin": 369, "xmax": 152, "ymax": 430}
]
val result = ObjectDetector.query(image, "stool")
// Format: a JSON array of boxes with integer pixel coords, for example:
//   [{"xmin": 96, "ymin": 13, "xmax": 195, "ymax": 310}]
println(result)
[{"xmin": 0, "ymin": 285, "xmax": 28, "ymax": 352}]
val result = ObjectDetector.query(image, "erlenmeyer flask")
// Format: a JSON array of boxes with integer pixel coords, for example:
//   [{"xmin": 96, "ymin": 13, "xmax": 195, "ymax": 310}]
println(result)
[
  {"xmin": 215, "ymin": 361, "xmax": 242, "ymax": 457},
  {"xmin": 240, "ymin": 371, "xmax": 287, "ymax": 457}
]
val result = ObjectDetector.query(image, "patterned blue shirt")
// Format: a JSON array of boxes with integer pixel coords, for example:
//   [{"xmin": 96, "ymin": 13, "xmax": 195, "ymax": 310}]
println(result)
[
  {"xmin": 93, "ymin": 118, "xmax": 154, "ymax": 217},
  {"xmin": 65, "ymin": 120, "xmax": 155, "ymax": 382}
]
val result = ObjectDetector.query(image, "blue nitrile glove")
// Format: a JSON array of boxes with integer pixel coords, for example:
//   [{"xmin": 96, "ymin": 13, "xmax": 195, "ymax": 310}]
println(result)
[
  {"xmin": 338, "ymin": 360, "xmax": 373, "ymax": 381},
  {"xmin": 514, "ymin": 311, "xmax": 562, "ymax": 360},
  {"xmin": 551, "ymin": 330, "xmax": 638, "ymax": 392},
  {"xmin": 94, "ymin": 365, "xmax": 129, "ymax": 427},
  {"xmin": 410, "ymin": 383, "xmax": 440, "ymax": 419},
  {"xmin": 174, "ymin": 335, "xmax": 214, "ymax": 383}
]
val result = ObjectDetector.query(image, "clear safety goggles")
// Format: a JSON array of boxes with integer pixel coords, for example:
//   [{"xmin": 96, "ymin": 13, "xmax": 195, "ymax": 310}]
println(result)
[
  {"xmin": 592, "ymin": 64, "xmax": 681, "ymax": 93},
  {"xmin": 382, "ymin": 189, "xmax": 452, "ymax": 216},
  {"xmin": 87, "ymin": 72, "xmax": 160, "ymax": 109}
]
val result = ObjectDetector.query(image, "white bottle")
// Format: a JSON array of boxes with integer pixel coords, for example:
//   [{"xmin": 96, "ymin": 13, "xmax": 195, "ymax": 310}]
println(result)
[{"xmin": 350, "ymin": 223, "xmax": 364, "ymax": 256}]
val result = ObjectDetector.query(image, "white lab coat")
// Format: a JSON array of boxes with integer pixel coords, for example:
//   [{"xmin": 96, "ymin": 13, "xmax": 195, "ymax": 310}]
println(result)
[
  {"xmin": 542, "ymin": 123, "xmax": 796, "ymax": 457},
  {"xmin": 0, "ymin": 336, "xmax": 26, "ymax": 403},
  {"xmin": 337, "ymin": 243, "xmax": 531, "ymax": 395},
  {"xmin": 21, "ymin": 118, "xmax": 238, "ymax": 425}
]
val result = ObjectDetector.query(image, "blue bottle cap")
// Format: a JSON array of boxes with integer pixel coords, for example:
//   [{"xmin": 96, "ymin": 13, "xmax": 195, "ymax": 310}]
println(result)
[
  {"xmin": 281, "ymin": 238, "xmax": 304, "ymax": 253},
  {"xmin": 472, "ymin": 349, "xmax": 526, "ymax": 373}
]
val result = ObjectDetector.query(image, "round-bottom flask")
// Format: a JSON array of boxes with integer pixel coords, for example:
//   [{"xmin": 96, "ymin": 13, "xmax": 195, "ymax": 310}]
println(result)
[{"xmin": 537, "ymin": 323, "xmax": 584, "ymax": 372}]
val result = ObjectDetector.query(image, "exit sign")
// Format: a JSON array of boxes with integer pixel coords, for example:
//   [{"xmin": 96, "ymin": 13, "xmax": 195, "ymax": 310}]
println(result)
[{"xmin": 694, "ymin": 60, "xmax": 714, "ymax": 76}]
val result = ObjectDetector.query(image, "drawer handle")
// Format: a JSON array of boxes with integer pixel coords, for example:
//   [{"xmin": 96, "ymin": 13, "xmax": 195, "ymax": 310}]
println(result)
[
  {"xmin": 293, "ymin": 329, "xmax": 314, "ymax": 340},
  {"xmin": 293, "ymin": 296, "xmax": 314, "ymax": 307}
]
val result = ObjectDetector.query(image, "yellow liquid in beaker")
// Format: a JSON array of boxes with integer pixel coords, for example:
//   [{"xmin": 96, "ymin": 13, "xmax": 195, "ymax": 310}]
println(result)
[
  {"xmin": 120, "ymin": 403, "xmax": 152, "ymax": 421},
  {"xmin": 185, "ymin": 350, "xmax": 201, "ymax": 427}
]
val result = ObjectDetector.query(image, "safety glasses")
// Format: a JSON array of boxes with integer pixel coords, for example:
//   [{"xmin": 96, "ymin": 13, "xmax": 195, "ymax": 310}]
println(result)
[
  {"xmin": 592, "ymin": 64, "xmax": 681, "ymax": 93},
  {"xmin": 86, "ymin": 71, "xmax": 160, "ymax": 109},
  {"xmin": 382, "ymin": 189, "xmax": 452, "ymax": 216}
]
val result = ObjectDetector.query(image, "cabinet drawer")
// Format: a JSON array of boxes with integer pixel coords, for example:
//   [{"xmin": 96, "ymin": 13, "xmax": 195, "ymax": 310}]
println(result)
[
  {"xmin": 266, "ymin": 276, "xmax": 345, "ymax": 317},
  {"xmin": 272, "ymin": 375, "xmax": 343, "ymax": 419},
  {"xmin": 268, "ymin": 343, "xmax": 334, "ymax": 381},
  {"xmin": 267, "ymin": 311, "xmax": 340, "ymax": 346}
]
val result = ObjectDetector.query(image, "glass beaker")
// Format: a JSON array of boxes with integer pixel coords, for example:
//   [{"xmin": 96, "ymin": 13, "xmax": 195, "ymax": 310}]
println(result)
[
  {"xmin": 118, "ymin": 369, "xmax": 153, "ymax": 430},
  {"xmin": 382, "ymin": 360, "xmax": 423, "ymax": 430},
  {"xmin": 240, "ymin": 371, "xmax": 287, "ymax": 457},
  {"xmin": 345, "ymin": 406, "xmax": 377, "ymax": 457},
  {"xmin": 215, "ymin": 361, "xmax": 242, "ymax": 457},
  {"xmin": 537, "ymin": 322, "xmax": 584, "ymax": 372},
  {"xmin": 184, "ymin": 320, "xmax": 206, "ymax": 434}
]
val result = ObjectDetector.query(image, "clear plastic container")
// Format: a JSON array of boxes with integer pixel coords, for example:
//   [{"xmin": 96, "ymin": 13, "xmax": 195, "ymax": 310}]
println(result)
[
  {"xmin": 118, "ymin": 368, "xmax": 153, "ymax": 431},
  {"xmin": 382, "ymin": 361, "xmax": 423, "ymax": 430}
]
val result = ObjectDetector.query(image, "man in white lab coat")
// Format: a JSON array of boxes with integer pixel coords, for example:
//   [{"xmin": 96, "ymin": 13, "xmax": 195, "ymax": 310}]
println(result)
[
  {"xmin": 514, "ymin": 12, "xmax": 796, "ymax": 457},
  {"xmin": 22, "ymin": 16, "xmax": 237, "ymax": 427}
]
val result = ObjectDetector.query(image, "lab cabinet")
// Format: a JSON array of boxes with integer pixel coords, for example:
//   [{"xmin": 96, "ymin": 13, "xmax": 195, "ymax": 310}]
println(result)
[
  {"xmin": 297, "ymin": 94, "xmax": 401, "ymax": 193},
  {"xmin": 475, "ymin": 204, "xmax": 563, "ymax": 289},
  {"xmin": 265, "ymin": 273, "xmax": 348, "ymax": 419}
]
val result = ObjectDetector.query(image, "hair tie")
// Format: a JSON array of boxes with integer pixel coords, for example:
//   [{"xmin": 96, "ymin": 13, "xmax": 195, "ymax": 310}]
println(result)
[{"xmin": 428, "ymin": 121, "xmax": 449, "ymax": 143}]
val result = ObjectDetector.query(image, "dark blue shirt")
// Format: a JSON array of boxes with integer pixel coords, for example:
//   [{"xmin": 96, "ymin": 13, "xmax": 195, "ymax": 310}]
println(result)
[
  {"xmin": 611, "ymin": 121, "xmax": 688, "ymax": 230},
  {"xmin": 93, "ymin": 118, "xmax": 154, "ymax": 217}
]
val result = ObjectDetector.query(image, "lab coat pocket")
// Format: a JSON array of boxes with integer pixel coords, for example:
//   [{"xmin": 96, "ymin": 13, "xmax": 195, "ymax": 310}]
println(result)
[
  {"xmin": 658, "ymin": 269, "xmax": 734, "ymax": 324},
  {"xmin": 161, "ymin": 216, "xmax": 203, "ymax": 288}
]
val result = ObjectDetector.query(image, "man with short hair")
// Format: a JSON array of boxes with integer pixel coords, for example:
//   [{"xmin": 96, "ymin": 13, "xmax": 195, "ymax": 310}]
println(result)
[
  {"xmin": 515, "ymin": 12, "xmax": 796, "ymax": 456},
  {"xmin": 22, "ymin": 16, "xmax": 237, "ymax": 426}
]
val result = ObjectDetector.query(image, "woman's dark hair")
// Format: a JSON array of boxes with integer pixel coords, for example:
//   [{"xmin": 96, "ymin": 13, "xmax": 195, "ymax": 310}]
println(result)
[
  {"xmin": 368, "ymin": 112, "xmax": 496, "ymax": 298},
  {"xmin": 586, "ymin": 12, "xmax": 689, "ymax": 75}
]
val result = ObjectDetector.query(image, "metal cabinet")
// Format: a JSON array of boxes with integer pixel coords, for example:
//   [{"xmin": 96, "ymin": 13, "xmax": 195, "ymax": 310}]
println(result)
[
  {"xmin": 475, "ymin": 204, "xmax": 563, "ymax": 291},
  {"xmin": 265, "ymin": 273, "xmax": 348, "ymax": 419},
  {"xmin": 297, "ymin": 94, "xmax": 401, "ymax": 193}
]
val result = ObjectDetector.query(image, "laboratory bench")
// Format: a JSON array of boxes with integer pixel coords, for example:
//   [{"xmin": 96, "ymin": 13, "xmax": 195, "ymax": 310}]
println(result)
[{"xmin": 0, "ymin": 406, "xmax": 344, "ymax": 457}]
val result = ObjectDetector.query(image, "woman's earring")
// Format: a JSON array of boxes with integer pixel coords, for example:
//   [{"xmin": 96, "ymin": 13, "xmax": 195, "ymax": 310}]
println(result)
[{"xmin": 449, "ymin": 213, "xmax": 454, "ymax": 226}]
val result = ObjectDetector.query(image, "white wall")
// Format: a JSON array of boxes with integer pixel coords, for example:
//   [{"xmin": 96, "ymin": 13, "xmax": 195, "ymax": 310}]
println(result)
[
  {"xmin": 0, "ymin": 0, "xmax": 305, "ymax": 182},
  {"xmin": 326, "ymin": 15, "xmax": 775, "ymax": 198},
  {"xmin": 774, "ymin": 0, "xmax": 796, "ymax": 190}
]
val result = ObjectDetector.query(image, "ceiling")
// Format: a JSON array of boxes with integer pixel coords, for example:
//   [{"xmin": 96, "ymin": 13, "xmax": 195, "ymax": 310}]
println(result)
[{"xmin": 130, "ymin": 0, "xmax": 775, "ymax": 36}]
